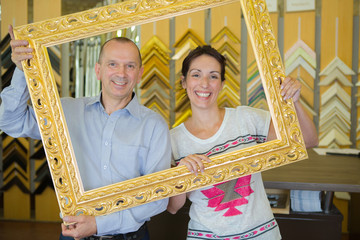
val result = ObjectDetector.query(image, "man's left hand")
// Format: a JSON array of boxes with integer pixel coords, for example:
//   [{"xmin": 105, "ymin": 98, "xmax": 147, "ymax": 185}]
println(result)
[{"xmin": 61, "ymin": 215, "xmax": 97, "ymax": 239}]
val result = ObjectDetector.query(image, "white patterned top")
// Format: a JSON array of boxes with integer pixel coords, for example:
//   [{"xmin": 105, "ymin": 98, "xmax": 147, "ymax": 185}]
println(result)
[{"xmin": 170, "ymin": 106, "xmax": 281, "ymax": 240}]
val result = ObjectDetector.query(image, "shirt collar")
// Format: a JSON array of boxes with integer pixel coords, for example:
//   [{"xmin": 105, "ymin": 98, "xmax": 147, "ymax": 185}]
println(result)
[
  {"xmin": 87, "ymin": 94, "xmax": 101, "ymax": 106},
  {"xmin": 124, "ymin": 92, "xmax": 142, "ymax": 120},
  {"xmin": 86, "ymin": 92, "xmax": 141, "ymax": 120}
]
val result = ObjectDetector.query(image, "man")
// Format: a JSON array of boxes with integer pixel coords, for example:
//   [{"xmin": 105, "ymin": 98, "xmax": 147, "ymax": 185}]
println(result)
[{"xmin": 0, "ymin": 25, "xmax": 171, "ymax": 240}]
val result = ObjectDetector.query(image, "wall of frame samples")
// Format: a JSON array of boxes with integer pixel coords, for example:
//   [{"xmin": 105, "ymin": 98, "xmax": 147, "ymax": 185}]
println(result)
[{"xmin": 0, "ymin": 0, "xmax": 359, "ymax": 222}]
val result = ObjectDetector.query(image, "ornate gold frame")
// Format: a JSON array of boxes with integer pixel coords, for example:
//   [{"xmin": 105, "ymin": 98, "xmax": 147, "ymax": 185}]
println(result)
[{"xmin": 13, "ymin": 0, "xmax": 307, "ymax": 217}]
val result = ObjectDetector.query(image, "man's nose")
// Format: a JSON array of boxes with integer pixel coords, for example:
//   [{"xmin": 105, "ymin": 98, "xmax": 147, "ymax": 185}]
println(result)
[{"xmin": 116, "ymin": 65, "xmax": 126, "ymax": 76}]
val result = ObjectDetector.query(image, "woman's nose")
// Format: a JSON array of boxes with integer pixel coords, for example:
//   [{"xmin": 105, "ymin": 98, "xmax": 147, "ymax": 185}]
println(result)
[{"xmin": 200, "ymin": 76, "xmax": 209, "ymax": 87}]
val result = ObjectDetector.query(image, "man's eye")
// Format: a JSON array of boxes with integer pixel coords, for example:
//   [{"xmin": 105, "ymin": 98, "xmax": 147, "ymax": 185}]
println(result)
[
  {"xmin": 109, "ymin": 63, "xmax": 116, "ymax": 67},
  {"xmin": 127, "ymin": 64, "xmax": 135, "ymax": 69}
]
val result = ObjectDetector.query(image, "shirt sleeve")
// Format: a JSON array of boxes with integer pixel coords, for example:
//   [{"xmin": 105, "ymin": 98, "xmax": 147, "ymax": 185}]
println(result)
[
  {"xmin": 170, "ymin": 128, "xmax": 179, "ymax": 166},
  {"xmin": 95, "ymin": 116, "xmax": 171, "ymax": 235},
  {"xmin": 95, "ymin": 198, "xmax": 169, "ymax": 235},
  {"xmin": 0, "ymin": 68, "xmax": 41, "ymax": 139}
]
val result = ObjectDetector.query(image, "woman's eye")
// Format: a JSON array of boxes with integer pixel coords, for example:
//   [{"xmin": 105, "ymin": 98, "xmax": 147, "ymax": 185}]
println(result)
[
  {"xmin": 192, "ymin": 74, "xmax": 200, "ymax": 78},
  {"xmin": 211, "ymin": 75, "xmax": 219, "ymax": 79}
]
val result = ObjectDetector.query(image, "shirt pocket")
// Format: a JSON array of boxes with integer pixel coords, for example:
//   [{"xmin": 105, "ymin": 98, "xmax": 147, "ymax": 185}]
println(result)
[{"xmin": 110, "ymin": 145, "xmax": 148, "ymax": 183}]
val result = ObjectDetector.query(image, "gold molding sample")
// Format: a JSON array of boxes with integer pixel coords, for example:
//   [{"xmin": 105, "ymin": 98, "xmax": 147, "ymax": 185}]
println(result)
[{"xmin": 13, "ymin": 0, "xmax": 307, "ymax": 217}]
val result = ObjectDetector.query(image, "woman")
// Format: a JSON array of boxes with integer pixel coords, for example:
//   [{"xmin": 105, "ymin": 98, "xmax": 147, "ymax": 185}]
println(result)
[{"xmin": 167, "ymin": 46, "xmax": 318, "ymax": 240}]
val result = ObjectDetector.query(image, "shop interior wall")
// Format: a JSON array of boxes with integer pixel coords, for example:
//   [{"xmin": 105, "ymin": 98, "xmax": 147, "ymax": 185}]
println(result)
[{"xmin": 0, "ymin": 0, "xmax": 358, "ymax": 226}]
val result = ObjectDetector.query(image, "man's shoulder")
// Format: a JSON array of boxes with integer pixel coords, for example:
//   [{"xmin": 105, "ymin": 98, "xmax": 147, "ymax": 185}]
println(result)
[
  {"xmin": 138, "ymin": 104, "xmax": 167, "ymax": 124},
  {"xmin": 60, "ymin": 96, "xmax": 95, "ymax": 106},
  {"xmin": 60, "ymin": 96, "xmax": 99, "ymax": 116}
]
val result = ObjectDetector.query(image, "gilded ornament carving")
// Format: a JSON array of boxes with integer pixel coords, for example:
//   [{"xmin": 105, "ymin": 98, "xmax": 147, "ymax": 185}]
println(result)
[{"xmin": 12, "ymin": 0, "xmax": 307, "ymax": 217}]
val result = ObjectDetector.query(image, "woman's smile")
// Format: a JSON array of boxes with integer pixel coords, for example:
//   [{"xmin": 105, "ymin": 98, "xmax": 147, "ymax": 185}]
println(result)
[{"xmin": 195, "ymin": 91, "xmax": 211, "ymax": 98}]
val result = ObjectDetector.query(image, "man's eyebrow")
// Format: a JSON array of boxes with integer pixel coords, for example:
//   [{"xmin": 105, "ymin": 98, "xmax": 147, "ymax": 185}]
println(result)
[{"xmin": 121, "ymin": 60, "xmax": 139, "ymax": 65}]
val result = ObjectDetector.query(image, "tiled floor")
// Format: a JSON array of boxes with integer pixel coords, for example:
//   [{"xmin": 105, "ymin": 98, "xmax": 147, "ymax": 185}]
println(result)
[
  {"xmin": 0, "ymin": 220, "xmax": 61, "ymax": 240},
  {"xmin": 0, "ymin": 219, "xmax": 352, "ymax": 240}
]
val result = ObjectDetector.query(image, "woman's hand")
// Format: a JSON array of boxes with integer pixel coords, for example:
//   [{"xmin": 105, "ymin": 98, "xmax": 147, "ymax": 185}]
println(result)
[
  {"xmin": 178, "ymin": 154, "xmax": 211, "ymax": 175},
  {"xmin": 280, "ymin": 77, "xmax": 301, "ymax": 102},
  {"xmin": 279, "ymin": 76, "xmax": 319, "ymax": 148}
]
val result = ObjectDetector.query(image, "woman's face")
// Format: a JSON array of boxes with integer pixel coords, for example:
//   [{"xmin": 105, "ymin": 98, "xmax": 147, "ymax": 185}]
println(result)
[{"xmin": 182, "ymin": 54, "xmax": 224, "ymax": 110}]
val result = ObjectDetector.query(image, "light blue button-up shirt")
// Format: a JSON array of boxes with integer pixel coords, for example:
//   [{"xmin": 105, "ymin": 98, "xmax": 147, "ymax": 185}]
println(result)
[{"xmin": 0, "ymin": 68, "xmax": 171, "ymax": 235}]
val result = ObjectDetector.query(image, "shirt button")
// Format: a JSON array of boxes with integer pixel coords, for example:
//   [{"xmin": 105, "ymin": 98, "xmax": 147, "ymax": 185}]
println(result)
[
  {"xmin": 104, "ymin": 165, "xmax": 107, "ymax": 170},
  {"xmin": 105, "ymin": 141, "xmax": 108, "ymax": 146}
]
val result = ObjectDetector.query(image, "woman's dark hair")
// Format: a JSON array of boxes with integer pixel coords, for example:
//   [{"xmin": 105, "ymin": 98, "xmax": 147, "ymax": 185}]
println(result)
[{"xmin": 181, "ymin": 45, "xmax": 226, "ymax": 82}]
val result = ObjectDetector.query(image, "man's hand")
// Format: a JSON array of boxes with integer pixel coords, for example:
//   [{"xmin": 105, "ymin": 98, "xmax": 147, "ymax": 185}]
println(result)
[
  {"xmin": 9, "ymin": 25, "xmax": 33, "ymax": 71},
  {"xmin": 61, "ymin": 215, "xmax": 97, "ymax": 239}
]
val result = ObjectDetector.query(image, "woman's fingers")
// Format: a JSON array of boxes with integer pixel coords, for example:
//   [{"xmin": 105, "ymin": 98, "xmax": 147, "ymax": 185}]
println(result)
[
  {"xmin": 280, "ymin": 77, "xmax": 301, "ymax": 102},
  {"xmin": 179, "ymin": 154, "xmax": 211, "ymax": 175}
]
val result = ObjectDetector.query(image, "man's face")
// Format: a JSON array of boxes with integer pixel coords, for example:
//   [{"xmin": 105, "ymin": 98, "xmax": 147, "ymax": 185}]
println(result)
[{"xmin": 95, "ymin": 40, "xmax": 143, "ymax": 107}]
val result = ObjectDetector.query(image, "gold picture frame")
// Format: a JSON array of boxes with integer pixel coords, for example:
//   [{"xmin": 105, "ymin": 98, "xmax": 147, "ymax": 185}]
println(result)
[{"xmin": 13, "ymin": 0, "xmax": 307, "ymax": 217}]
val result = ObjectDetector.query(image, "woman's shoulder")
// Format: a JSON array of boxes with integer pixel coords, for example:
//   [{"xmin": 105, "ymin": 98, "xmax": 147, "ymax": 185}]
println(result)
[
  {"xmin": 170, "ymin": 123, "xmax": 185, "ymax": 136},
  {"xmin": 226, "ymin": 106, "xmax": 270, "ymax": 126},
  {"xmin": 230, "ymin": 106, "xmax": 269, "ymax": 116},
  {"xmin": 231, "ymin": 105, "xmax": 266, "ymax": 111}
]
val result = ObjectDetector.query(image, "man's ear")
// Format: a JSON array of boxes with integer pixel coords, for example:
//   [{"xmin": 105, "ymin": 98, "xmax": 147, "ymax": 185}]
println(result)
[
  {"xmin": 181, "ymin": 76, "xmax": 186, "ymax": 89},
  {"xmin": 137, "ymin": 66, "xmax": 144, "ymax": 84},
  {"xmin": 95, "ymin": 62, "xmax": 101, "ymax": 81}
]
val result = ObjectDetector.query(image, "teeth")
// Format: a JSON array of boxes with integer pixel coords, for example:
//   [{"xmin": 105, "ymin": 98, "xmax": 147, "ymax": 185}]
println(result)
[
  {"xmin": 114, "ymin": 81, "xmax": 126, "ymax": 86},
  {"xmin": 196, "ymin": 92, "xmax": 210, "ymax": 97},
  {"xmin": 112, "ymin": 76, "xmax": 127, "ymax": 86}
]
